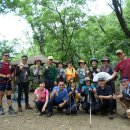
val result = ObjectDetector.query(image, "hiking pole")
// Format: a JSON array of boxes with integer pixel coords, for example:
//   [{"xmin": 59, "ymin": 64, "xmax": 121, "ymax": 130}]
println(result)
[
  {"xmin": 89, "ymin": 90, "xmax": 92, "ymax": 128},
  {"xmin": 69, "ymin": 95, "xmax": 72, "ymax": 115}
]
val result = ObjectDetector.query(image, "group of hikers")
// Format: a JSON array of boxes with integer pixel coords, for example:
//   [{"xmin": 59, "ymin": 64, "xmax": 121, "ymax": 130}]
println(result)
[{"xmin": 0, "ymin": 49, "xmax": 130, "ymax": 120}]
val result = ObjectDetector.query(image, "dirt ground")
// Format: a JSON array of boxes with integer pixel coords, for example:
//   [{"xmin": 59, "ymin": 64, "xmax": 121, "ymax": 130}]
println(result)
[{"xmin": 0, "ymin": 93, "xmax": 130, "ymax": 130}]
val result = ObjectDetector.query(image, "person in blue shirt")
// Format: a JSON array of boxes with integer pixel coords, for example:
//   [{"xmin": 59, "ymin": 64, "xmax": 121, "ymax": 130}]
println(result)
[
  {"xmin": 47, "ymin": 81, "xmax": 68, "ymax": 117},
  {"xmin": 81, "ymin": 77, "xmax": 96, "ymax": 114},
  {"xmin": 95, "ymin": 77, "xmax": 114, "ymax": 120},
  {"xmin": 66, "ymin": 78, "xmax": 80, "ymax": 115}
]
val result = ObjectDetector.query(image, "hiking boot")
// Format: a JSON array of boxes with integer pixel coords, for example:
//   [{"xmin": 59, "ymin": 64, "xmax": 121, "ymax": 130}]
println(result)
[
  {"xmin": 57, "ymin": 107, "xmax": 63, "ymax": 113},
  {"xmin": 8, "ymin": 107, "xmax": 17, "ymax": 115},
  {"xmin": 47, "ymin": 112, "xmax": 52, "ymax": 117},
  {"xmin": 121, "ymin": 113, "xmax": 128, "ymax": 119},
  {"xmin": 37, "ymin": 112, "xmax": 43, "ymax": 116},
  {"xmin": 18, "ymin": 106, "xmax": 23, "ymax": 112},
  {"xmin": 25, "ymin": 104, "xmax": 33, "ymax": 110},
  {"xmin": 108, "ymin": 113, "xmax": 114, "ymax": 120},
  {"xmin": 0, "ymin": 107, "xmax": 5, "ymax": 115}
]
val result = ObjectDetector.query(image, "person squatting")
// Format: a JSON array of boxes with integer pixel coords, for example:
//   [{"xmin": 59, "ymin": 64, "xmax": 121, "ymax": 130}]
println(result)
[{"xmin": 0, "ymin": 50, "xmax": 130, "ymax": 120}]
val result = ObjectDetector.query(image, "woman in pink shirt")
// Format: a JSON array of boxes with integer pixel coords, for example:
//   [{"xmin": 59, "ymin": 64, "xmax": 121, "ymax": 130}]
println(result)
[{"xmin": 34, "ymin": 80, "xmax": 49, "ymax": 116}]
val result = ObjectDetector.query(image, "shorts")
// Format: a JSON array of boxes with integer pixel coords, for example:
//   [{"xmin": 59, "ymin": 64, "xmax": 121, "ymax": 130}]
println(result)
[{"xmin": 0, "ymin": 82, "xmax": 12, "ymax": 91}]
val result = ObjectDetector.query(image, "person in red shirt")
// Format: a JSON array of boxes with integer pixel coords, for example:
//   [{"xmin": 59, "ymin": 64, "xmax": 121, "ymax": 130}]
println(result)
[
  {"xmin": 0, "ymin": 52, "xmax": 16, "ymax": 115},
  {"xmin": 110, "ymin": 50, "xmax": 130, "ymax": 91}
]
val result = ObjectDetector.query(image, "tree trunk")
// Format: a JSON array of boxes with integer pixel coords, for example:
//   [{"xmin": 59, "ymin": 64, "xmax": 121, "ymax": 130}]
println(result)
[{"xmin": 112, "ymin": 0, "xmax": 130, "ymax": 38}]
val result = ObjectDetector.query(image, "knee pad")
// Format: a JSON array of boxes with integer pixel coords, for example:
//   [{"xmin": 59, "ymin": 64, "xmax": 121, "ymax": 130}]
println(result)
[{"xmin": 7, "ymin": 95, "xmax": 11, "ymax": 99}]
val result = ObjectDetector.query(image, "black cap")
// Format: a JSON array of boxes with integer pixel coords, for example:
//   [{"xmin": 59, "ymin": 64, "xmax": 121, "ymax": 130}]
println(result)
[
  {"xmin": 120, "ymin": 76, "xmax": 129, "ymax": 82},
  {"xmin": 90, "ymin": 58, "xmax": 98, "ymax": 64},
  {"xmin": 22, "ymin": 55, "xmax": 28, "ymax": 59}
]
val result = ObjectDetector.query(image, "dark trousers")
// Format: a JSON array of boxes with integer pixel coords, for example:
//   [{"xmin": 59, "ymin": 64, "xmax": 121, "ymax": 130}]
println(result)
[
  {"xmin": 35, "ymin": 100, "xmax": 45, "ymax": 112},
  {"xmin": 82, "ymin": 101, "xmax": 96, "ymax": 113},
  {"xmin": 47, "ymin": 98, "xmax": 67, "ymax": 113},
  {"xmin": 45, "ymin": 81, "xmax": 54, "ymax": 92},
  {"xmin": 66, "ymin": 103, "xmax": 77, "ymax": 114},
  {"xmin": 95, "ymin": 99, "xmax": 113, "ymax": 113},
  {"xmin": 17, "ymin": 82, "xmax": 29, "ymax": 107}
]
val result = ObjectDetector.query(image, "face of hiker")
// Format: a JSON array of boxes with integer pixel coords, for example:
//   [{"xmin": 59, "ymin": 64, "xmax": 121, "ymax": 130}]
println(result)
[
  {"xmin": 58, "ymin": 82, "xmax": 64, "ymax": 91},
  {"xmin": 85, "ymin": 80, "xmax": 91, "ymax": 86},
  {"xmin": 3, "ymin": 54, "xmax": 10, "ymax": 62},
  {"xmin": 102, "ymin": 60, "xmax": 109, "ymax": 66},
  {"xmin": 48, "ymin": 59, "xmax": 53, "ymax": 65},
  {"xmin": 117, "ymin": 52, "xmax": 125, "ymax": 60},
  {"xmin": 68, "ymin": 63, "xmax": 72, "ymax": 68},
  {"xmin": 36, "ymin": 61, "xmax": 41, "ymax": 66},
  {"xmin": 58, "ymin": 63, "xmax": 63, "ymax": 69},
  {"xmin": 79, "ymin": 62, "xmax": 84, "ymax": 68},
  {"xmin": 121, "ymin": 80, "xmax": 129, "ymax": 88},
  {"xmin": 22, "ymin": 57, "xmax": 28, "ymax": 64},
  {"xmin": 70, "ymin": 80, "xmax": 76, "ymax": 87},
  {"xmin": 98, "ymin": 80, "xmax": 106, "ymax": 87},
  {"xmin": 39, "ymin": 82, "xmax": 45, "ymax": 90},
  {"xmin": 91, "ymin": 61, "xmax": 97, "ymax": 67}
]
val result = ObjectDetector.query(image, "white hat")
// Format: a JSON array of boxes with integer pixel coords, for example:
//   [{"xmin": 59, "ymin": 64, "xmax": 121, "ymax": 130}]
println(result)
[{"xmin": 48, "ymin": 56, "xmax": 54, "ymax": 60}]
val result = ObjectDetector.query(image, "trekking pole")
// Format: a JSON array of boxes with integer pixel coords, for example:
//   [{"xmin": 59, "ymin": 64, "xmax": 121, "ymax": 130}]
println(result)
[
  {"xmin": 89, "ymin": 90, "xmax": 92, "ymax": 128},
  {"xmin": 70, "ymin": 95, "xmax": 71, "ymax": 115}
]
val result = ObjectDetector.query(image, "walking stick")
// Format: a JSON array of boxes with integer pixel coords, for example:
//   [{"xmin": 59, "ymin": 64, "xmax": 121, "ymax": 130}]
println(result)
[{"xmin": 89, "ymin": 90, "xmax": 92, "ymax": 128}]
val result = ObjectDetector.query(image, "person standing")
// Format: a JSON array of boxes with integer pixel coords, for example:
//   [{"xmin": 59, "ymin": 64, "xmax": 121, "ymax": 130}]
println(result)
[
  {"xmin": 90, "ymin": 58, "xmax": 100, "ymax": 79},
  {"xmin": 30, "ymin": 59, "xmax": 44, "ymax": 90},
  {"xmin": 0, "ymin": 52, "xmax": 16, "ymax": 115},
  {"xmin": 65, "ymin": 61, "xmax": 76, "ymax": 86},
  {"xmin": 110, "ymin": 50, "xmax": 130, "ymax": 91},
  {"xmin": 16, "ymin": 55, "xmax": 33, "ymax": 112},
  {"xmin": 56, "ymin": 62, "xmax": 65, "ymax": 82},
  {"xmin": 43, "ymin": 56, "xmax": 57, "ymax": 92},
  {"xmin": 77, "ymin": 59, "xmax": 88, "ymax": 91}
]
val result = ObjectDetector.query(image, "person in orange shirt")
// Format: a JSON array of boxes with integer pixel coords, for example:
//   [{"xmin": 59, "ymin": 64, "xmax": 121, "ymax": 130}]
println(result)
[{"xmin": 65, "ymin": 61, "xmax": 76, "ymax": 85}]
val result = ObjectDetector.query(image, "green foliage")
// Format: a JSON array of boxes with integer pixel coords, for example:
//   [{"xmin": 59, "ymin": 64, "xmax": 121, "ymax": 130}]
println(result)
[{"xmin": 0, "ymin": 0, "xmax": 130, "ymax": 66}]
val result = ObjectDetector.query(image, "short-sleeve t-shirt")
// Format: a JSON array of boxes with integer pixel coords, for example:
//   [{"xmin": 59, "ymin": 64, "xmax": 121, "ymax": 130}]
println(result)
[
  {"xmin": 0, "ymin": 62, "xmax": 12, "ymax": 83},
  {"xmin": 34, "ymin": 88, "xmax": 49, "ymax": 102},
  {"xmin": 52, "ymin": 86, "xmax": 69, "ymax": 103},
  {"xmin": 96, "ymin": 85, "xmax": 112, "ymax": 96},
  {"xmin": 114, "ymin": 58, "xmax": 130, "ymax": 81}
]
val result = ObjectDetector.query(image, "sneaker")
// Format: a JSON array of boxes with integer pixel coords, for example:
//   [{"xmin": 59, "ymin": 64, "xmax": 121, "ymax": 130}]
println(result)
[
  {"xmin": 25, "ymin": 105, "xmax": 33, "ymax": 110},
  {"xmin": 18, "ymin": 106, "xmax": 23, "ymax": 112},
  {"xmin": 8, "ymin": 108, "xmax": 17, "ymax": 115},
  {"xmin": 47, "ymin": 112, "xmax": 52, "ymax": 117},
  {"xmin": 37, "ymin": 112, "xmax": 43, "ymax": 116},
  {"xmin": 108, "ymin": 113, "xmax": 114, "ymax": 120},
  {"xmin": 0, "ymin": 107, "xmax": 5, "ymax": 115}
]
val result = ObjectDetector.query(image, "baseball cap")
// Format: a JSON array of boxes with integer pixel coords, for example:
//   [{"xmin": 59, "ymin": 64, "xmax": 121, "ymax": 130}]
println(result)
[
  {"xmin": 84, "ymin": 77, "xmax": 91, "ymax": 81},
  {"xmin": 48, "ymin": 56, "xmax": 54, "ymax": 60},
  {"xmin": 120, "ymin": 76, "xmax": 129, "ymax": 83},
  {"xmin": 116, "ymin": 50, "xmax": 123, "ymax": 54},
  {"xmin": 98, "ymin": 77, "xmax": 106, "ymax": 81}
]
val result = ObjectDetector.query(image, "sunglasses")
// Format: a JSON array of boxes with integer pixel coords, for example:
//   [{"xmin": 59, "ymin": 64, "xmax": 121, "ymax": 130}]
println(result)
[
  {"xmin": 70, "ymin": 82, "xmax": 75, "ymax": 84},
  {"xmin": 59, "ymin": 84, "xmax": 64, "ymax": 86},
  {"xmin": 4, "ymin": 55, "xmax": 9, "ymax": 57},
  {"xmin": 121, "ymin": 80, "xmax": 128, "ymax": 84},
  {"xmin": 22, "ymin": 58, "xmax": 27, "ymax": 60},
  {"xmin": 117, "ymin": 53, "xmax": 123, "ymax": 56}
]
